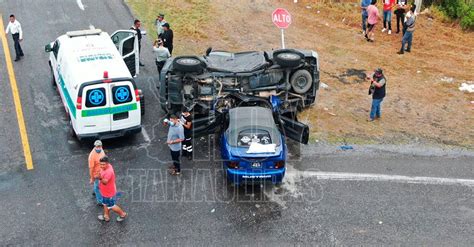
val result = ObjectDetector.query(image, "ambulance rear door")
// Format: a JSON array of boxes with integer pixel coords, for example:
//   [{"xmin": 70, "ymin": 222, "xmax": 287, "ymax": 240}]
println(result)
[
  {"xmin": 108, "ymin": 81, "xmax": 141, "ymax": 131},
  {"xmin": 80, "ymin": 83, "xmax": 111, "ymax": 134}
]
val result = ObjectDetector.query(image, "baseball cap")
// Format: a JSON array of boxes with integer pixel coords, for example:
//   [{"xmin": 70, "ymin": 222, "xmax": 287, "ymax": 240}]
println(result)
[
  {"xmin": 162, "ymin": 23, "xmax": 170, "ymax": 28},
  {"xmin": 94, "ymin": 140, "xmax": 102, "ymax": 147}
]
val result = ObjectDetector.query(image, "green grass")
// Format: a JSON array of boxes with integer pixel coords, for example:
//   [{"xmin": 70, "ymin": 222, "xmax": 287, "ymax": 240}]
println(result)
[{"xmin": 125, "ymin": 0, "xmax": 212, "ymax": 54}]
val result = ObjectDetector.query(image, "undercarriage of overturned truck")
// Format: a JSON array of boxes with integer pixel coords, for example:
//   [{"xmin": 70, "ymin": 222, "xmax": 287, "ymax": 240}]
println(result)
[{"xmin": 158, "ymin": 48, "xmax": 320, "ymax": 143}]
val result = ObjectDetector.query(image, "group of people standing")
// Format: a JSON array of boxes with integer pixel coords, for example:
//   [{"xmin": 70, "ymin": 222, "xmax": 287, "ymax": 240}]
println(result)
[
  {"xmin": 153, "ymin": 13, "xmax": 174, "ymax": 75},
  {"xmin": 129, "ymin": 13, "xmax": 174, "ymax": 71},
  {"xmin": 361, "ymin": 0, "xmax": 417, "ymax": 54}
]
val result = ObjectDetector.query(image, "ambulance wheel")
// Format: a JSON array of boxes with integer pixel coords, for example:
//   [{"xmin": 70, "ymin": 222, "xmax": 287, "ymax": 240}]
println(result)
[
  {"xmin": 50, "ymin": 65, "xmax": 56, "ymax": 87},
  {"xmin": 68, "ymin": 121, "xmax": 76, "ymax": 138},
  {"xmin": 140, "ymin": 94, "xmax": 145, "ymax": 116}
]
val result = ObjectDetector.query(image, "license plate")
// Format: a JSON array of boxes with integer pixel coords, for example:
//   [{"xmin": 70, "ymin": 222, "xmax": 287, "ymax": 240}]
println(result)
[{"xmin": 251, "ymin": 162, "xmax": 261, "ymax": 168}]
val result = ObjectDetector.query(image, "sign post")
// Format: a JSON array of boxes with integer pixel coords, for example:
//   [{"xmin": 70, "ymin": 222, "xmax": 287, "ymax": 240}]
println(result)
[{"xmin": 272, "ymin": 8, "xmax": 292, "ymax": 49}]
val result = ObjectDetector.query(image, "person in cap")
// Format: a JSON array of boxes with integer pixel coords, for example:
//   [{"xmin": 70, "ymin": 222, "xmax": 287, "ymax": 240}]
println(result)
[
  {"xmin": 98, "ymin": 156, "xmax": 127, "ymax": 222},
  {"xmin": 166, "ymin": 114, "xmax": 184, "ymax": 175},
  {"xmin": 152, "ymin": 38, "xmax": 170, "ymax": 75},
  {"xmin": 161, "ymin": 23, "xmax": 174, "ymax": 55},
  {"xmin": 155, "ymin": 13, "xmax": 167, "ymax": 38},
  {"xmin": 398, "ymin": 4, "xmax": 417, "ymax": 54},
  {"xmin": 366, "ymin": 68, "xmax": 386, "ymax": 121},
  {"xmin": 180, "ymin": 107, "xmax": 193, "ymax": 160},
  {"xmin": 88, "ymin": 140, "xmax": 106, "ymax": 205}
]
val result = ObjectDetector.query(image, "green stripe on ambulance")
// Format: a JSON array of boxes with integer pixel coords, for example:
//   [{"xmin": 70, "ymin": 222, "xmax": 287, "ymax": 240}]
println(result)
[{"xmin": 81, "ymin": 103, "xmax": 138, "ymax": 117}]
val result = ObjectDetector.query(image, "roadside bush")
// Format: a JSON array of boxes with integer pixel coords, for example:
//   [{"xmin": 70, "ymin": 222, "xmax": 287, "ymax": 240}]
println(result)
[{"xmin": 434, "ymin": 0, "xmax": 474, "ymax": 30}]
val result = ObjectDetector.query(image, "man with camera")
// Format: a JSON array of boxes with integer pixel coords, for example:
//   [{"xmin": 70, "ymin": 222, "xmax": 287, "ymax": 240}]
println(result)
[{"xmin": 367, "ymin": 68, "xmax": 386, "ymax": 122}]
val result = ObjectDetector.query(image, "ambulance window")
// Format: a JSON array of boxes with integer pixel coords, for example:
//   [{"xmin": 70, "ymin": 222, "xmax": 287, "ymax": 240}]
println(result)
[
  {"xmin": 112, "ymin": 85, "xmax": 133, "ymax": 104},
  {"xmin": 85, "ymin": 88, "xmax": 107, "ymax": 108},
  {"xmin": 122, "ymin": 38, "xmax": 134, "ymax": 56}
]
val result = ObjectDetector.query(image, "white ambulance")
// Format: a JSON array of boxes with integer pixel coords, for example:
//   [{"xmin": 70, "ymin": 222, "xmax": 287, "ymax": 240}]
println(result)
[{"xmin": 45, "ymin": 29, "xmax": 145, "ymax": 140}]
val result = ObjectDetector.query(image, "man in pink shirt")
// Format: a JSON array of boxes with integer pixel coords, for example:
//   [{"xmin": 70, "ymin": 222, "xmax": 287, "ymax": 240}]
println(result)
[
  {"xmin": 382, "ymin": 0, "xmax": 396, "ymax": 34},
  {"xmin": 97, "ymin": 156, "xmax": 127, "ymax": 222},
  {"xmin": 366, "ymin": 0, "xmax": 382, "ymax": 42}
]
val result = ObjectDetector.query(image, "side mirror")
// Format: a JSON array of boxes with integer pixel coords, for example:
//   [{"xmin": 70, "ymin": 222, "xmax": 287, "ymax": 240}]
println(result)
[{"xmin": 45, "ymin": 44, "xmax": 52, "ymax": 53}]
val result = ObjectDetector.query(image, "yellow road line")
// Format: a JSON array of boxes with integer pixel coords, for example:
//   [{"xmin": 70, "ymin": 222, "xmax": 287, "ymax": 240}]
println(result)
[{"xmin": 0, "ymin": 15, "xmax": 34, "ymax": 170}]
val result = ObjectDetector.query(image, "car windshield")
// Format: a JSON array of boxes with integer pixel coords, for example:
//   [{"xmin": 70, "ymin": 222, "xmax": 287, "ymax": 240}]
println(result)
[{"xmin": 227, "ymin": 107, "xmax": 281, "ymax": 147}]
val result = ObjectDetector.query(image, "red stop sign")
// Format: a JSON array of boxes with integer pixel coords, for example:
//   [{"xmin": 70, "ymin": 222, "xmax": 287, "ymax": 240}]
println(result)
[{"xmin": 272, "ymin": 8, "xmax": 292, "ymax": 29}]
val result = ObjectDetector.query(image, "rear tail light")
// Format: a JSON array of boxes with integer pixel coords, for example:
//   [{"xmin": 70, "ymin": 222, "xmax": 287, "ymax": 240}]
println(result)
[
  {"xmin": 135, "ymin": 89, "xmax": 141, "ymax": 102},
  {"xmin": 76, "ymin": 97, "xmax": 82, "ymax": 110},
  {"xmin": 228, "ymin": 161, "xmax": 239, "ymax": 169},
  {"xmin": 275, "ymin": 160, "xmax": 285, "ymax": 169}
]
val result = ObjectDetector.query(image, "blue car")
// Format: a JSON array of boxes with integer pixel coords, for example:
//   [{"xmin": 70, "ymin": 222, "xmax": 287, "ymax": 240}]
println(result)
[{"xmin": 221, "ymin": 106, "xmax": 289, "ymax": 185}]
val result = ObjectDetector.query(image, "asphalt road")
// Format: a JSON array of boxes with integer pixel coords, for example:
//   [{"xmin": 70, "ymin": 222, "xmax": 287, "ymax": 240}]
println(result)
[{"xmin": 0, "ymin": 0, "xmax": 473, "ymax": 245}]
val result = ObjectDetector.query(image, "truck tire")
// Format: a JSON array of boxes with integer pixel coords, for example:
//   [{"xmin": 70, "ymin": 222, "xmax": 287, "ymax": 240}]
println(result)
[
  {"xmin": 273, "ymin": 49, "xmax": 304, "ymax": 68},
  {"xmin": 290, "ymin": 69, "xmax": 312, "ymax": 94},
  {"xmin": 173, "ymin": 56, "xmax": 206, "ymax": 73}
]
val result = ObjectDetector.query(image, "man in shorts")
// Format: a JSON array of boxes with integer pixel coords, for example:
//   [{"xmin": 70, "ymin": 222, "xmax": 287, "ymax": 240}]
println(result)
[
  {"xmin": 98, "ymin": 156, "xmax": 127, "ymax": 222},
  {"xmin": 366, "ymin": 0, "xmax": 381, "ymax": 42}
]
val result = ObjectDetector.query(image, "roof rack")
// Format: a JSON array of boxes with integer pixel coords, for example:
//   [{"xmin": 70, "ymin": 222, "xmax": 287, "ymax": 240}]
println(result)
[{"xmin": 66, "ymin": 29, "xmax": 102, "ymax": 38}]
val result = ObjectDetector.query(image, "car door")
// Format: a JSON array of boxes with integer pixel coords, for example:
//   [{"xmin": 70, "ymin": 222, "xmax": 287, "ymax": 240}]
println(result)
[
  {"xmin": 278, "ymin": 115, "xmax": 309, "ymax": 144},
  {"xmin": 108, "ymin": 81, "xmax": 140, "ymax": 131},
  {"xmin": 110, "ymin": 30, "xmax": 139, "ymax": 76},
  {"xmin": 81, "ymin": 84, "xmax": 111, "ymax": 134}
]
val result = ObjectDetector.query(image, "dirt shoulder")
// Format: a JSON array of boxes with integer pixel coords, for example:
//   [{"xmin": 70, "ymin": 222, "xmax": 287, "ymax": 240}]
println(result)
[{"xmin": 126, "ymin": 0, "xmax": 474, "ymax": 148}]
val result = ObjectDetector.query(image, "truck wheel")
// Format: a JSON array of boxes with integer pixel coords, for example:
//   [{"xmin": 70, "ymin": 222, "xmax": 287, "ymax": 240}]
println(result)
[
  {"xmin": 290, "ymin": 69, "xmax": 312, "ymax": 94},
  {"xmin": 273, "ymin": 49, "xmax": 304, "ymax": 68},
  {"xmin": 173, "ymin": 56, "xmax": 206, "ymax": 73}
]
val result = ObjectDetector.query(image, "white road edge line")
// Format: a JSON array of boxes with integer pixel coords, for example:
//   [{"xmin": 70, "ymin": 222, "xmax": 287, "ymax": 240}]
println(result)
[
  {"xmin": 287, "ymin": 171, "xmax": 474, "ymax": 187},
  {"xmin": 77, "ymin": 0, "xmax": 85, "ymax": 11}
]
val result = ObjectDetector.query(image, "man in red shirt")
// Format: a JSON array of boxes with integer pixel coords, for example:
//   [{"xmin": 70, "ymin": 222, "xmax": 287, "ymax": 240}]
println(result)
[
  {"xmin": 97, "ymin": 156, "xmax": 127, "ymax": 222},
  {"xmin": 382, "ymin": 0, "xmax": 396, "ymax": 34}
]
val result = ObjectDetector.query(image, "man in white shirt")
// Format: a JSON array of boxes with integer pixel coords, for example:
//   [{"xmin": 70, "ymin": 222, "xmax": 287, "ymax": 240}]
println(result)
[{"xmin": 4, "ymin": 14, "xmax": 24, "ymax": 61}]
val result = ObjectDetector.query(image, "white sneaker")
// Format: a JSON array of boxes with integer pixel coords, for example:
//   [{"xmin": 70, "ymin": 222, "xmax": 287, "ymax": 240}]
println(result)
[
  {"xmin": 388, "ymin": 30, "xmax": 392, "ymax": 35},
  {"xmin": 381, "ymin": 28, "xmax": 387, "ymax": 32}
]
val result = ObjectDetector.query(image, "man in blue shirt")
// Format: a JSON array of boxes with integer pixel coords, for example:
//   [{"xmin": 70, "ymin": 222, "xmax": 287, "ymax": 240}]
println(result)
[
  {"xmin": 361, "ymin": 0, "xmax": 372, "ymax": 35},
  {"xmin": 166, "ymin": 114, "xmax": 185, "ymax": 175}
]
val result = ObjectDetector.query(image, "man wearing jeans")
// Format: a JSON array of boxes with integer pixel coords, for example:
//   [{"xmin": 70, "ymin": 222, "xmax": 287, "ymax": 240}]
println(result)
[
  {"xmin": 367, "ymin": 68, "xmax": 386, "ymax": 121},
  {"xmin": 361, "ymin": 0, "xmax": 372, "ymax": 35},
  {"xmin": 88, "ymin": 140, "xmax": 105, "ymax": 205},
  {"xmin": 166, "ymin": 114, "xmax": 184, "ymax": 176},
  {"xmin": 382, "ymin": 0, "xmax": 395, "ymax": 34},
  {"xmin": 398, "ymin": 5, "xmax": 416, "ymax": 54}
]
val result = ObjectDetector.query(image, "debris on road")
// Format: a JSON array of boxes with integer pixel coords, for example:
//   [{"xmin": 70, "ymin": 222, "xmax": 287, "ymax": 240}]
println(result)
[
  {"xmin": 211, "ymin": 208, "xmax": 215, "ymax": 213},
  {"xmin": 459, "ymin": 82, "xmax": 474, "ymax": 93},
  {"xmin": 320, "ymin": 82, "xmax": 329, "ymax": 89},
  {"xmin": 340, "ymin": 145, "xmax": 354, "ymax": 150},
  {"xmin": 440, "ymin": 76, "xmax": 455, "ymax": 83}
]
